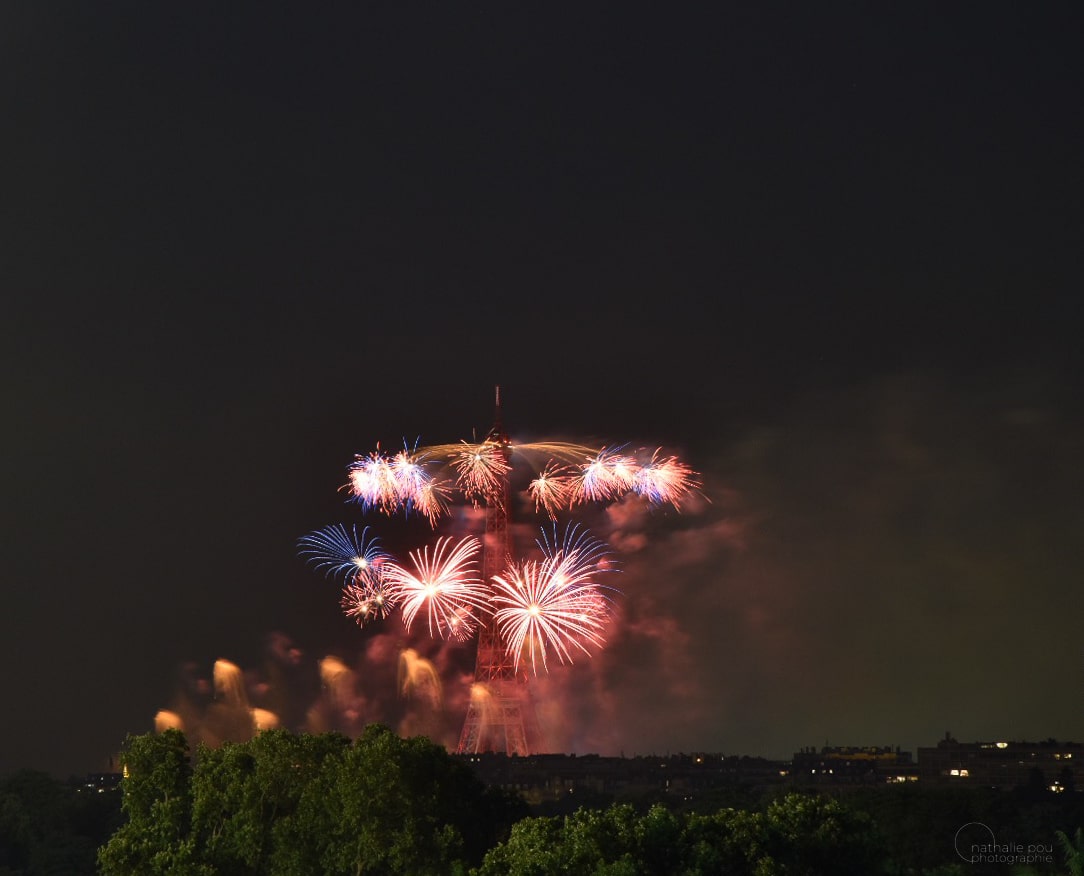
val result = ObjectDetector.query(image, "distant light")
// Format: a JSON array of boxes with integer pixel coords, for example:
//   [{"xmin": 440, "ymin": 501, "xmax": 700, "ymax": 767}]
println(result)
[{"xmin": 996, "ymin": 742, "xmax": 1008, "ymax": 749}]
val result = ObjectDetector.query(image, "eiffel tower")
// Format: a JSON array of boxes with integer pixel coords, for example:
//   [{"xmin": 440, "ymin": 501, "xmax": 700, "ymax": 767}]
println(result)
[{"xmin": 456, "ymin": 386, "xmax": 542, "ymax": 755}]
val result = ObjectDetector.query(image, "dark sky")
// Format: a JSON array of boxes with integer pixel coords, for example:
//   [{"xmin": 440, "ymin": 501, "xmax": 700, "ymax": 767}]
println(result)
[{"xmin": 3, "ymin": 3, "xmax": 1082, "ymax": 779}]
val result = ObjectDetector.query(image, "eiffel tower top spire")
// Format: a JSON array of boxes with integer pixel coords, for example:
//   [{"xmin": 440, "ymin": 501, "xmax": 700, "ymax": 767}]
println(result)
[{"xmin": 484, "ymin": 384, "xmax": 509, "ymax": 444}]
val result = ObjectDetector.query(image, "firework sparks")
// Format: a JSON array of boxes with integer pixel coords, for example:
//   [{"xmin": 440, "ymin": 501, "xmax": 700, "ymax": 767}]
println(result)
[
  {"xmin": 340, "ymin": 437, "xmax": 698, "ymax": 523},
  {"xmin": 528, "ymin": 461, "xmax": 573, "ymax": 519},
  {"xmin": 486, "ymin": 523, "xmax": 618, "ymax": 674},
  {"xmin": 340, "ymin": 575, "xmax": 396, "ymax": 626},
  {"xmin": 451, "ymin": 442, "xmax": 512, "ymax": 504},
  {"xmin": 346, "ymin": 451, "xmax": 399, "ymax": 512},
  {"xmin": 297, "ymin": 524, "xmax": 389, "ymax": 585},
  {"xmin": 538, "ymin": 522, "xmax": 618, "ymax": 583},
  {"xmin": 306, "ymin": 426, "xmax": 697, "ymax": 652},
  {"xmin": 571, "ymin": 446, "xmax": 640, "ymax": 504},
  {"xmin": 383, "ymin": 536, "xmax": 490, "ymax": 639},
  {"xmin": 491, "ymin": 557, "xmax": 612, "ymax": 675},
  {"xmin": 632, "ymin": 450, "xmax": 700, "ymax": 508},
  {"xmin": 345, "ymin": 447, "xmax": 451, "ymax": 524}
]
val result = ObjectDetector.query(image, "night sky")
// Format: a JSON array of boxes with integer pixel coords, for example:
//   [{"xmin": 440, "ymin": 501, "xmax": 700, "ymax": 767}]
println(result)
[{"xmin": 4, "ymin": 3, "xmax": 1082, "ymax": 779}]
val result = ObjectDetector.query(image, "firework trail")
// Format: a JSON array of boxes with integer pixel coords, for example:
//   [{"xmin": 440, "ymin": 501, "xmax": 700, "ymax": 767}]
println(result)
[{"xmin": 398, "ymin": 648, "xmax": 442, "ymax": 710}]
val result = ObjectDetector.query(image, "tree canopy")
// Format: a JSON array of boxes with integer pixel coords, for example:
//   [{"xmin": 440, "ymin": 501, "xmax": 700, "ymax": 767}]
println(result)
[
  {"xmin": 97, "ymin": 725, "xmax": 526, "ymax": 876},
  {"xmin": 474, "ymin": 793, "xmax": 882, "ymax": 876}
]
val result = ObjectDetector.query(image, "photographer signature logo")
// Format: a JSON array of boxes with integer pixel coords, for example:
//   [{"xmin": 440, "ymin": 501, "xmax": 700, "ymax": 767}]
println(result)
[{"xmin": 955, "ymin": 822, "xmax": 1054, "ymax": 866}]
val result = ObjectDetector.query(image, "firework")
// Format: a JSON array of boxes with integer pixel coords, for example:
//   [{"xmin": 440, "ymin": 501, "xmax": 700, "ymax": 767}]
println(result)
[
  {"xmin": 345, "ymin": 451, "xmax": 400, "ymax": 511},
  {"xmin": 452, "ymin": 442, "xmax": 512, "ymax": 505},
  {"xmin": 383, "ymin": 536, "xmax": 490, "ymax": 639},
  {"xmin": 632, "ymin": 449, "xmax": 699, "ymax": 508},
  {"xmin": 300, "ymin": 391, "xmax": 700, "ymax": 695},
  {"xmin": 304, "ymin": 426, "xmax": 697, "ymax": 657},
  {"xmin": 491, "ymin": 556, "xmax": 612, "ymax": 675},
  {"xmin": 483, "ymin": 523, "xmax": 618, "ymax": 674},
  {"xmin": 297, "ymin": 524, "xmax": 388, "ymax": 585},
  {"xmin": 340, "ymin": 438, "xmax": 698, "ymax": 523},
  {"xmin": 537, "ymin": 522, "xmax": 618, "ymax": 584},
  {"xmin": 528, "ymin": 461, "xmax": 573, "ymax": 518},
  {"xmin": 340, "ymin": 575, "xmax": 396, "ymax": 626},
  {"xmin": 570, "ymin": 446, "xmax": 640, "ymax": 504}
]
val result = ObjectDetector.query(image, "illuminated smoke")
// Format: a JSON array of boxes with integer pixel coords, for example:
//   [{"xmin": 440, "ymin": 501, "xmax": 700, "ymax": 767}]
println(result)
[{"xmin": 399, "ymin": 648, "xmax": 442, "ymax": 710}]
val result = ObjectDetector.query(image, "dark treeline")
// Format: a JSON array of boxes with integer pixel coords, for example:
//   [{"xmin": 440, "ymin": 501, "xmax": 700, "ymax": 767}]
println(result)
[
  {"xmin": 3, "ymin": 727, "xmax": 1083, "ymax": 875},
  {"xmin": 0, "ymin": 767, "xmax": 123, "ymax": 875}
]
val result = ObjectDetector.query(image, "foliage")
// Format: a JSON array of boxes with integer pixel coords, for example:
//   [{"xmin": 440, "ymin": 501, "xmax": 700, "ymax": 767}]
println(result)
[
  {"xmin": 96, "ymin": 725, "xmax": 525, "ymax": 875},
  {"xmin": 187, "ymin": 728, "xmax": 350, "ymax": 875},
  {"xmin": 1056, "ymin": 826, "xmax": 1084, "ymax": 876},
  {"xmin": 473, "ymin": 792, "xmax": 882, "ymax": 875},
  {"xmin": 97, "ymin": 728, "xmax": 203, "ymax": 876}
]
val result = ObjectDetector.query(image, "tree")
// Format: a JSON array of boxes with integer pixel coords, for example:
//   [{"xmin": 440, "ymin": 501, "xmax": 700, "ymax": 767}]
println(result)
[
  {"xmin": 97, "ymin": 729, "xmax": 207, "ymax": 876},
  {"xmin": 474, "ymin": 805, "xmax": 642, "ymax": 875},
  {"xmin": 474, "ymin": 792, "xmax": 883, "ymax": 876},
  {"xmin": 188, "ymin": 728, "xmax": 351, "ymax": 876},
  {"xmin": 476, "ymin": 803, "xmax": 729, "ymax": 875},
  {"xmin": 281, "ymin": 724, "xmax": 505, "ymax": 875},
  {"xmin": 680, "ymin": 806, "xmax": 769, "ymax": 876},
  {"xmin": 1057, "ymin": 826, "xmax": 1084, "ymax": 876},
  {"xmin": 99, "ymin": 725, "xmax": 521, "ymax": 876},
  {"xmin": 757, "ymin": 792, "xmax": 881, "ymax": 875}
]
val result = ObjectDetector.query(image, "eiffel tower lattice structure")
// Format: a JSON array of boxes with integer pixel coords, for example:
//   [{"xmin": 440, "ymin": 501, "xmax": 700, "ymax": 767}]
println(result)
[{"xmin": 456, "ymin": 387, "xmax": 542, "ymax": 755}]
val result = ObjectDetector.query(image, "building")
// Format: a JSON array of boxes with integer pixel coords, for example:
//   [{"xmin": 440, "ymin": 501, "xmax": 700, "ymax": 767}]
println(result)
[
  {"xmin": 791, "ymin": 745, "xmax": 918, "ymax": 785},
  {"xmin": 456, "ymin": 751, "xmax": 789, "ymax": 806},
  {"xmin": 918, "ymin": 733, "xmax": 1082, "ymax": 791}
]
